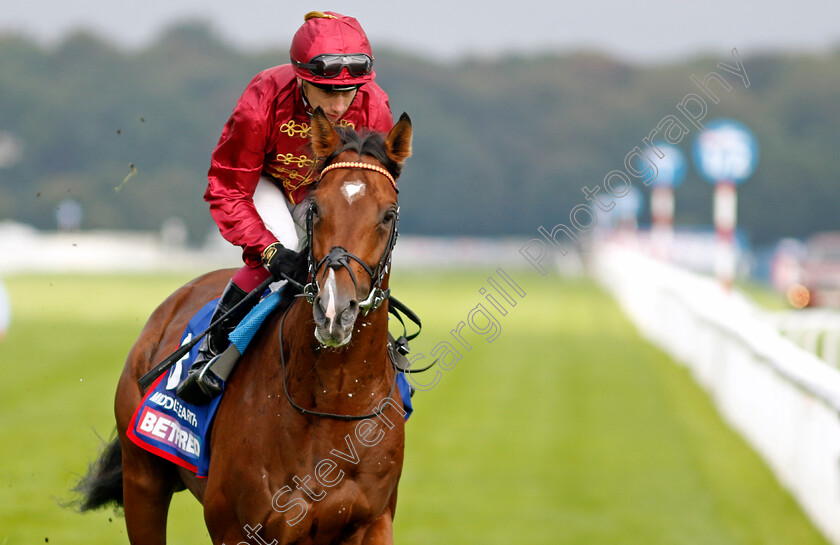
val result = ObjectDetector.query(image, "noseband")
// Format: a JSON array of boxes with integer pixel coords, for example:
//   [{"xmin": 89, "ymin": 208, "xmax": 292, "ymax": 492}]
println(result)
[{"xmin": 301, "ymin": 161, "xmax": 400, "ymax": 315}]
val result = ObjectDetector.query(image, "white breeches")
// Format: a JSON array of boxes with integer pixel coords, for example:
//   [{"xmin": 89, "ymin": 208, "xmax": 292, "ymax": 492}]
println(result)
[{"xmin": 252, "ymin": 177, "xmax": 307, "ymax": 251}]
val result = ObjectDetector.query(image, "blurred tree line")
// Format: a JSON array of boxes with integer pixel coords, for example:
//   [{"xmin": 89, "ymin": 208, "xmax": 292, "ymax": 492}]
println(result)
[{"xmin": 0, "ymin": 22, "xmax": 837, "ymax": 246}]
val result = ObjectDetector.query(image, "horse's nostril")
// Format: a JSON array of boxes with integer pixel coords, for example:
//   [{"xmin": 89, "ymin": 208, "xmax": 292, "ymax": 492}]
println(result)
[
  {"xmin": 313, "ymin": 295, "xmax": 327, "ymax": 325},
  {"xmin": 340, "ymin": 300, "xmax": 360, "ymax": 329}
]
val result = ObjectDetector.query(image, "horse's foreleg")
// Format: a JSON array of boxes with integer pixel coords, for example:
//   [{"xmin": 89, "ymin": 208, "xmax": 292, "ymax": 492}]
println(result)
[
  {"xmin": 344, "ymin": 513, "xmax": 394, "ymax": 545},
  {"xmin": 352, "ymin": 488, "xmax": 399, "ymax": 545},
  {"xmin": 120, "ymin": 437, "xmax": 179, "ymax": 545}
]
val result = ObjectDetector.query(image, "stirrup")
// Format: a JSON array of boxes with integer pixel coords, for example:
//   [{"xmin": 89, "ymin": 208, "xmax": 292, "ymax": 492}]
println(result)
[{"xmin": 176, "ymin": 355, "xmax": 223, "ymax": 404}]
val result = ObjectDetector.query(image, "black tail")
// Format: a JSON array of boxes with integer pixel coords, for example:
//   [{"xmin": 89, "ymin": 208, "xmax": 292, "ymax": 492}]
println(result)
[{"xmin": 74, "ymin": 436, "xmax": 124, "ymax": 511}]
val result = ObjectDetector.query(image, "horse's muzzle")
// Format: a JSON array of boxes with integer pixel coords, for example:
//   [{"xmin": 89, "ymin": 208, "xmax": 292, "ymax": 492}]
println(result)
[{"xmin": 312, "ymin": 269, "xmax": 360, "ymax": 347}]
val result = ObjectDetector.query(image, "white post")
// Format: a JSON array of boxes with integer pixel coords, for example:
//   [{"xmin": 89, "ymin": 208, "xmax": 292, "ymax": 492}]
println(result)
[
  {"xmin": 714, "ymin": 180, "xmax": 737, "ymax": 291},
  {"xmin": 651, "ymin": 186, "xmax": 674, "ymax": 261}
]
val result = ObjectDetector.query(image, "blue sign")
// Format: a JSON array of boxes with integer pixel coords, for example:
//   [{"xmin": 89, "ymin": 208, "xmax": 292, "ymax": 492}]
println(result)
[
  {"xmin": 615, "ymin": 186, "xmax": 643, "ymax": 219},
  {"xmin": 692, "ymin": 119, "xmax": 759, "ymax": 184},
  {"xmin": 650, "ymin": 141, "xmax": 687, "ymax": 188}
]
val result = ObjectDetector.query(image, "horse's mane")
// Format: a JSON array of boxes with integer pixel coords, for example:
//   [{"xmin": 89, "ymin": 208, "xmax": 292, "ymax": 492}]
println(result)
[{"xmin": 319, "ymin": 126, "xmax": 403, "ymax": 182}]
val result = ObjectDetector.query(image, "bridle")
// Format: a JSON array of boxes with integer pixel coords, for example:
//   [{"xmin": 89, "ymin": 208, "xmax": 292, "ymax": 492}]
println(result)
[
  {"xmin": 280, "ymin": 159, "xmax": 402, "ymax": 421},
  {"xmin": 300, "ymin": 161, "xmax": 400, "ymax": 315},
  {"xmin": 278, "ymin": 159, "xmax": 433, "ymax": 421}
]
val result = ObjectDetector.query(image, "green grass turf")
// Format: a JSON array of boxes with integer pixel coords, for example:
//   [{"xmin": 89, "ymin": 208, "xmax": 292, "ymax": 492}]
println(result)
[{"xmin": 0, "ymin": 270, "xmax": 829, "ymax": 544}]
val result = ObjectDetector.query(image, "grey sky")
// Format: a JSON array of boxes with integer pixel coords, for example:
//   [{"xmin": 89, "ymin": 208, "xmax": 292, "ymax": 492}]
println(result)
[{"xmin": 2, "ymin": 0, "xmax": 839, "ymax": 63}]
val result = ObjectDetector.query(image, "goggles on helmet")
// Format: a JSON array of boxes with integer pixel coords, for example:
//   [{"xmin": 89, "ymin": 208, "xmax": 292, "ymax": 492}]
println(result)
[{"xmin": 292, "ymin": 53, "xmax": 373, "ymax": 79}]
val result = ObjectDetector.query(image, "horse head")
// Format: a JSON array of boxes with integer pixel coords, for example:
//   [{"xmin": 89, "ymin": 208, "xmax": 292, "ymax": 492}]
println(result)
[{"xmin": 305, "ymin": 107, "xmax": 412, "ymax": 347}]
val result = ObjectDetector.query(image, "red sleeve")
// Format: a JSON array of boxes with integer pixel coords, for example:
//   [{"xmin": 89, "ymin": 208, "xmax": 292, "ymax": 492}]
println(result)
[
  {"xmin": 366, "ymin": 83, "xmax": 394, "ymax": 133},
  {"xmin": 205, "ymin": 74, "xmax": 280, "ymax": 265}
]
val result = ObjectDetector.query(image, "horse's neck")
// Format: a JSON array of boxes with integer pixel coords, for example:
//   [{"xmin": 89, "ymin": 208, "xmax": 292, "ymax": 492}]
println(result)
[{"xmin": 284, "ymin": 300, "xmax": 393, "ymax": 401}]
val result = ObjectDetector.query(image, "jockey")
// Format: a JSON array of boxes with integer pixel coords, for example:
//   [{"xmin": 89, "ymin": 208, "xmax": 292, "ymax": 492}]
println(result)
[{"xmin": 178, "ymin": 11, "xmax": 394, "ymax": 403}]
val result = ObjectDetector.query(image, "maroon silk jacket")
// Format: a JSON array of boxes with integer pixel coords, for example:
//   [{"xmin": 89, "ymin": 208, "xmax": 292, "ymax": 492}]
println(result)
[{"xmin": 205, "ymin": 64, "xmax": 393, "ymax": 266}]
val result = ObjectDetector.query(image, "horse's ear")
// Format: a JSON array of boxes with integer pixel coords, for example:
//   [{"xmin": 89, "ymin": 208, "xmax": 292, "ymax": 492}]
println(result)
[
  {"xmin": 310, "ymin": 107, "xmax": 342, "ymax": 158},
  {"xmin": 385, "ymin": 112, "xmax": 412, "ymax": 164}
]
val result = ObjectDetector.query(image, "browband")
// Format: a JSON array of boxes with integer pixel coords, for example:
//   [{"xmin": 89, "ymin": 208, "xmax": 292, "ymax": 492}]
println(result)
[{"xmin": 319, "ymin": 161, "xmax": 397, "ymax": 189}]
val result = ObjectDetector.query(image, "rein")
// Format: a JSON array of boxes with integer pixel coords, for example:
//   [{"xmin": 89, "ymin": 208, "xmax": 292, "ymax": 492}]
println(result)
[{"xmin": 277, "ymin": 299, "xmax": 399, "ymax": 421}]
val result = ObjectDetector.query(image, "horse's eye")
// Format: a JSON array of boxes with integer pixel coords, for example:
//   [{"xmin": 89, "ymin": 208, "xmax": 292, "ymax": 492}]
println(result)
[{"xmin": 382, "ymin": 210, "xmax": 396, "ymax": 224}]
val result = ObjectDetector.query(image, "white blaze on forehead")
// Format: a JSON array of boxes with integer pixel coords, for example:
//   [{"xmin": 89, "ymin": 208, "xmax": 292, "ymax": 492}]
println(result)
[{"xmin": 341, "ymin": 180, "xmax": 366, "ymax": 204}]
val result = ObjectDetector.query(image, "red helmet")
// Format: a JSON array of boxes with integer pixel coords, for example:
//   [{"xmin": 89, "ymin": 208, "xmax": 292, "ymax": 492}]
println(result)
[{"xmin": 290, "ymin": 11, "xmax": 376, "ymax": 87}]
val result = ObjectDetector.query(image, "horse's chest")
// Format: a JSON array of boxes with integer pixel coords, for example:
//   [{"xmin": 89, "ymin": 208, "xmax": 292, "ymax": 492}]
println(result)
[
  {"xmin": 292, "ymin": 428, "xmax": 404, "ymax": 505},
  {"xmin": 261, "ymin": 431, "xmax": 404, "ymax": 542},
  {"xmin": 211, "ymin": 387, "xmax": 405, "ymax": 538}
]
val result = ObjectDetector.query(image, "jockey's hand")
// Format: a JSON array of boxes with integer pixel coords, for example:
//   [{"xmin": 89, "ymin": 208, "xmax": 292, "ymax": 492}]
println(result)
[{"xmin": 261, "ymin": 242, "xmax": 305, "ymax": 281}]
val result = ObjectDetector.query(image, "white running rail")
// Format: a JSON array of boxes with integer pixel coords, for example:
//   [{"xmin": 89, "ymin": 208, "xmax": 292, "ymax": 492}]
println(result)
[{"xmin": 595, "ymin": 243, "xmax": 840, "ymax": 545}]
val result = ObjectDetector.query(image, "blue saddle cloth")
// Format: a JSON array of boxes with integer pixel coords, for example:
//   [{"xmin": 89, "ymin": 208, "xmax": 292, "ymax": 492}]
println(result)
[{"xmin": 128, "ymin": 290, "xmax": 413, "ymax": 477}]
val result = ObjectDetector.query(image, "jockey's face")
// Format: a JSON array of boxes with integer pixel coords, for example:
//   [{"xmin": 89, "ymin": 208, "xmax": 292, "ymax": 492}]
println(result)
[{"xmin": 299, "ymin": 79, "xmax": 358, "ymax": 121}]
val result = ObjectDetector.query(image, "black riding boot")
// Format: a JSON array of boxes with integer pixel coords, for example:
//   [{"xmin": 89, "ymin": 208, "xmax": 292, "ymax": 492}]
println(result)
[{"xmin": 176, "ymin": 281, "xmax": 251, "ymax": 404}]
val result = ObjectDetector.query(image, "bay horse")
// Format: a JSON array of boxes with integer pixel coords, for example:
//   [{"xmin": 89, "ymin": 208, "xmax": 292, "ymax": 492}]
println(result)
[{"xmin": 76, "ymin": 108, "xmax": 414, "ymax": 544}]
